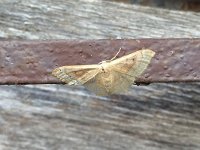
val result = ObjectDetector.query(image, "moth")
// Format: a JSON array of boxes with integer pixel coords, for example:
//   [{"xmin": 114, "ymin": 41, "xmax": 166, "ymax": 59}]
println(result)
[{"xmin": 52, "ymin": 49, "xmax": 155, "ymax": 96}]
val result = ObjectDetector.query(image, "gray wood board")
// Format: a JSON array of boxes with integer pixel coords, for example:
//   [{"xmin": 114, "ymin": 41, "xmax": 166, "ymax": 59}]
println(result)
[
  {"xmin": 0, "ymin": 0, "xmax": 200, "ymax": 150},
  {"xmin": 1, "ymin": 83, "xmax": 200, "ymax": 150},
  {"xmin": 0, "ymin": 0, "xmax": 200, "ymax": 39}
]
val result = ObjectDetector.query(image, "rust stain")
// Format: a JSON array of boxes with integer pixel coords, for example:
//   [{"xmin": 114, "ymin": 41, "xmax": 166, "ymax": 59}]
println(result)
[{"xmin": 0, "ymin": 39, "xmax": 199, "ymax": 84}]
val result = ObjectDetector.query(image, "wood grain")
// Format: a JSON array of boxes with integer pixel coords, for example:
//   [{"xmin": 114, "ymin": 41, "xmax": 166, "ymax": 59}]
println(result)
[
  {"xmin": 0, "ymin": 83, "xmax": 200, "ymax": 150},
  {"xmin": 0, "ymin": 0, "xmax": 200, "ymax": 39},
  {"xmin": 0, "ymin": 0, "xmax": 200, "ymax": 150}
]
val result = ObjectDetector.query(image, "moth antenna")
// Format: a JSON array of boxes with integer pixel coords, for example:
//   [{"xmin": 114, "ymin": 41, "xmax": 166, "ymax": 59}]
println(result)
[{"xmin": 110, "ymin": 48, "xmax": 121, "ymax": 61}]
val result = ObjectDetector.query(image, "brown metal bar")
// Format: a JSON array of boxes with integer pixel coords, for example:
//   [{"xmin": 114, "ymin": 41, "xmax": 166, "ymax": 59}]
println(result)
[{"xmin": 0, "ymin": 39, "xmax": 199, "ymax": 85}]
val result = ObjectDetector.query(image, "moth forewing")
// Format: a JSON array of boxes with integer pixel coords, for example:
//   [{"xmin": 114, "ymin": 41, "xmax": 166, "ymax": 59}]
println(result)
[
  {"xmin": 52, "ymin": 64, "xmax": 100, "ymax": 85},
  {"xmin": 110, "ymin": 49, "xmax": 155, "ymax": 65},
  {"xmin": 110, "ymin": 49, "xmax": 155, "ymax": 77}
]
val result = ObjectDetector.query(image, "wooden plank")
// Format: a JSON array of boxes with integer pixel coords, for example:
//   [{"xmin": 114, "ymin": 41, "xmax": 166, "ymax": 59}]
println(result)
[
  {"xmin": 0, "ymin": 39, "xmax": 200, "ymax": 84},
  {"xmin": 0, "ymin": 83, "xmax": 200, "ymax": 150},
  {"xmin": 0, "ymin": 0, "xmax": 200, "ymax": 150},
  {"xmin": 0, "ymin": 0, "xmax": 200, "ymax": 39}
]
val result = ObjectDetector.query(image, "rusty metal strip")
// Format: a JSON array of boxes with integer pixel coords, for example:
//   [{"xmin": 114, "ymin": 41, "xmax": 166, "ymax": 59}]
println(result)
[{"xmin": 0, "ymin": 39, "xmax": 199, "ymax": 85}]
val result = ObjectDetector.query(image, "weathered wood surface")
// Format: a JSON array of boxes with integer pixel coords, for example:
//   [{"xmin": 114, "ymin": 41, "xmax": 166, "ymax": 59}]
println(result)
[
  {"xmin": 0, "ymin": 0, "xmax": 200, "ymax": 150},
  {"xmin": 1, "ymin": 39, "xmax": 200, "ymax": 85},
  {"xmin": 0, "ymin": 0, "xmax": 200, "ymax": 39}
]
